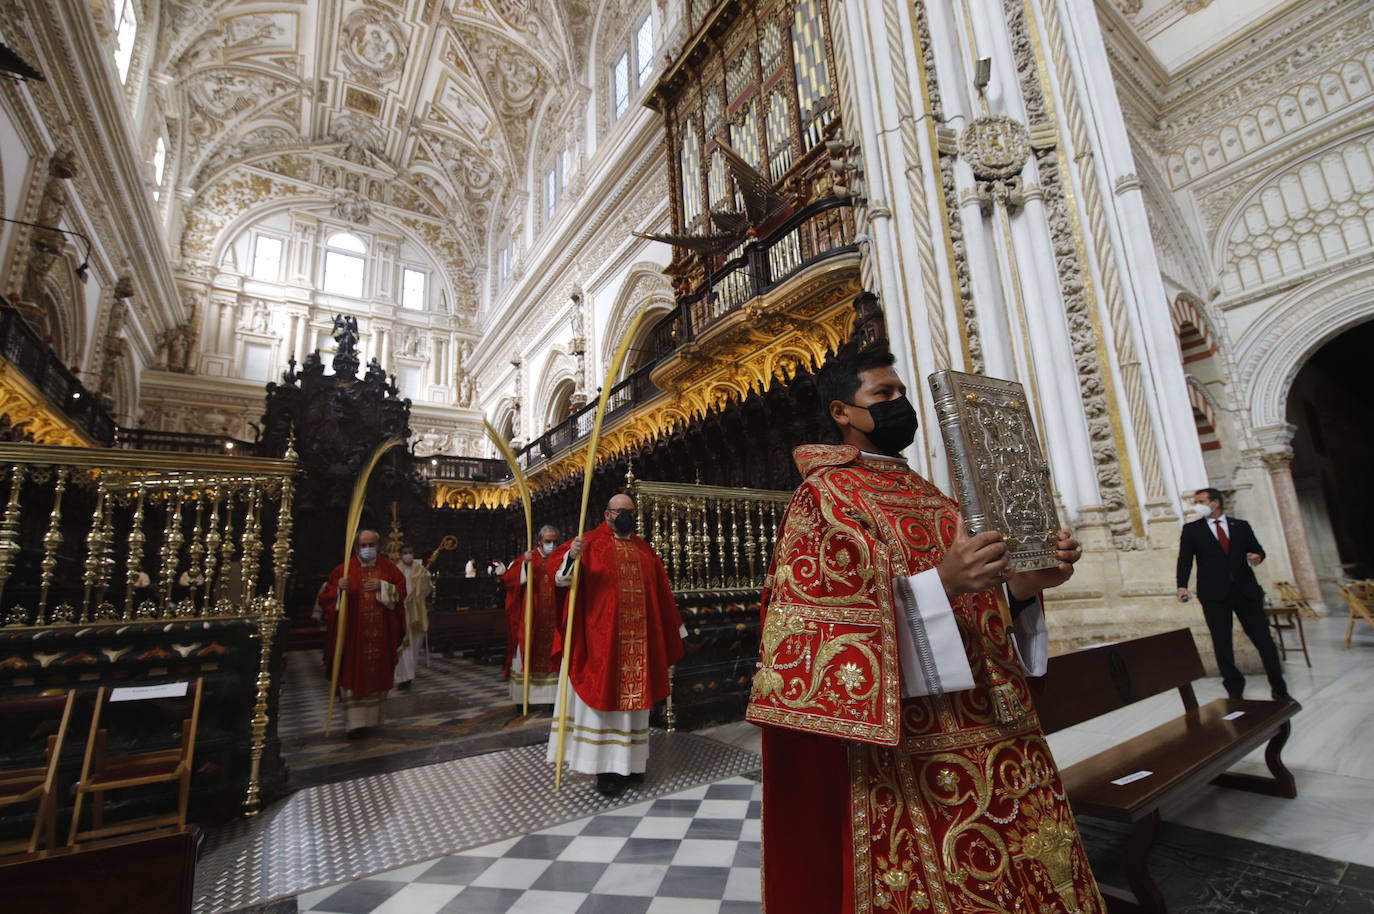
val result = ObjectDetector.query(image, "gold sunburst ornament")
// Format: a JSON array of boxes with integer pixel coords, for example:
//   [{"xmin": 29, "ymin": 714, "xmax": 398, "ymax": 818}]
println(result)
[
  {"xmin": 552, "ymin": 297, "xmax": 655, "ymax": 789},
  {"xmin": 324, "ymin": 437, "xmax": 404, "ymax": 737},
  {"xmin": 484, "ymin": 419, "xmax": 535, "ymax": 715}
]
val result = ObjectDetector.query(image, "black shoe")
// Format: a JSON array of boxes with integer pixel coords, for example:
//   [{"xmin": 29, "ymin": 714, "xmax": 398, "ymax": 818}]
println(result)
[
  {"xmin": 397, "ymin": 681, "xmax": 412, "ymax": 692},
  {"xmin": 626, "ymin": 772, "xmax": 645, "ymax": 786},
  {"xmin": 1273, "ymin": 691, "xmax": 1296, "ymax": 703},
  {"xmin": 595, "ymin": 773, "xmax": 627, "ymax": 798},
  {"xmin": 346, "ymin": 728, "xmax": 366, "ymax": 740}
]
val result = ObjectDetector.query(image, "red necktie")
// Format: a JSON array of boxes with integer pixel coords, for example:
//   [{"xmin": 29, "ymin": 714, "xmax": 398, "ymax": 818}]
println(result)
[{"xmin": 1214, "ymin": 520, "xmax": 1229, "ymax": 553}]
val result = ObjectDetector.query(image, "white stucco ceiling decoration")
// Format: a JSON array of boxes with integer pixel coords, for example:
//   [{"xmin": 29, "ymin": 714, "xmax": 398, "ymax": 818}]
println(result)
[{"xmin": 154, "ymin": 0, "xmax": 595, "ymax": 315}]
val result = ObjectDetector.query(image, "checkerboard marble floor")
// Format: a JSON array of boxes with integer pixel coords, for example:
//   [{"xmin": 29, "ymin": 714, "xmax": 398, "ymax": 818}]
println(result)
[{"xmin": 293, "ymin": 778, "xmax": 763, "ymax": 914}]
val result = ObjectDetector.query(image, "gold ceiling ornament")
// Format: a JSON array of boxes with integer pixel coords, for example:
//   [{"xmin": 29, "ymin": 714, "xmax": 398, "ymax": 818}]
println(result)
[{"xmin": 0, "ymin": 362, "xmax": 101, "ymax": 448}]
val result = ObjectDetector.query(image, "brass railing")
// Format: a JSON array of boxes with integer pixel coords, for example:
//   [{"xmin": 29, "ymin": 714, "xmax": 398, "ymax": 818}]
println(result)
[
  {"xmin": 0, "ymin": 441, "xmax": 297, "ymax": 627},
  {"xmin": 629, "ymin": 478, "xmax": 792, "ymax": 596}
]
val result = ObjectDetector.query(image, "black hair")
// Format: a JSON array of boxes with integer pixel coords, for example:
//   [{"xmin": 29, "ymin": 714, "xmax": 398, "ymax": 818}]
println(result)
[
  {"xmin": 816, "ymin": 349, "xmax": 896, "ymax": 429},
  {"xmin": 1197, "ymin": 487, "xmax": 1224, "ymax": 509}
]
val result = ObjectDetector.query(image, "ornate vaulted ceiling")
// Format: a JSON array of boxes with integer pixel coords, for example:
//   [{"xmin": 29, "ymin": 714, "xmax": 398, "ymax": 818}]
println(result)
[{"xmin": 158, "ymin": 0, "xmax": 594, "ymax": 317}]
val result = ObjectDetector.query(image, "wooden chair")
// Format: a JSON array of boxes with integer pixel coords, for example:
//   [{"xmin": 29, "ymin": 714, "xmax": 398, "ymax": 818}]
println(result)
[
  {"xmin": 0, "ymin": 691, "xmax": 76, "ymax": 855},
  {"xmin": 1264, "ymin": 606, "xmax": 1311, "ymax": 667},
  {"xmin": 68, "ymin": 679, "xmax": 202, "ymax": 845},
  {"xmin": 1339, "ymin": 580, "xmax": 1374, "ymax": 649},
  {"xmin": 1273, "ymin": 580, "xmax": 1320, "ymax": 621}
]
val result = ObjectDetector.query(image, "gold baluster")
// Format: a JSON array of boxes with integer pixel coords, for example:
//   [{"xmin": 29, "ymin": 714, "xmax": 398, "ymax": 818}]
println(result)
[
  {"xmin": 186, "ymin": 490, "xmax": 206, "ymax": 599},
  {"xmin": 743, "ymin": 497, "xmax": 757, "ymax": 589},
  {"xmin": 669, "ymin": 497, "xmax": 682, "ymax": 592},
  {"xmin": 201, "ymin": 486, "xmax": 224, "ymax": 616},
  {"xmin": 38, "ymin": 467, "xmax": 69, "ymax": 624},
  {"xmin": 241, "ymin": 482, "xmax": 263, "ymax": 605},
  {"xmin": 214, "ymin": 487, "xmax": 237, "ymax": 614},
  {"xmin": 0, "ymin": 464, "xmax": 25, "ymax": 611},
  {"xmin": 124, "ymin": 483, "xmax": 147, "ymax": 620},
  {"xmin": 695, "ymin": 497, "xmax": 707, "ymax": 590},
  {"xmin": 272, "ymin": 476, "xmax": 295, "ymax": 601},
  {"xmin": 81, "ymin": 479, "xmax": 110, "ymax": 622},
  {"xmin": 730, "ymin": 499, "xmax": 742, "ymax": 589},
  {"xmin": 160, "ymin": 486, "xmax": 186, "ymax": 615},
  {"xmin": 243, "ymin": 607, "xmax": 281, "ymax": 816}
]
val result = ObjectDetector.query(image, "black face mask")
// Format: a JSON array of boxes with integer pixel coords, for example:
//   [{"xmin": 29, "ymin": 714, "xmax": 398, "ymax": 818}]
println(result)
[
  {"xmin": 847, "ymin": 395, "xmax": 919, "ymax": 456},
  {"xmin": 611, "ymin": 511, "xmax": 636, "ymax": 535}
]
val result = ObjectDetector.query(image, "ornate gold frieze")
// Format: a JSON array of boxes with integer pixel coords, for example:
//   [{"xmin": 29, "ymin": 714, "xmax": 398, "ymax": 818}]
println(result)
[
  {"xmin": 431, "ymin": 256, "xmax": 860, "ymax": 508},
  {"xmin": 0, "ymin": 362, "xmax": 100, "ymax": 448}
]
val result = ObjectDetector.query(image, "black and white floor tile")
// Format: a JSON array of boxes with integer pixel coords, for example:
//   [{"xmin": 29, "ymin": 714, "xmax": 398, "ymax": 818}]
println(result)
[{"xmin": 294, "ymin": 778, "xmax": 763, "ymax": 914}]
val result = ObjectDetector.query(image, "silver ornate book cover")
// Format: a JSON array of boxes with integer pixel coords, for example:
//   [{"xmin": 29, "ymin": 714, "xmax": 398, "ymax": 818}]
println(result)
[{"xmin": 928, "ymin": 370, "xmax": 1059, "ymax": 572}]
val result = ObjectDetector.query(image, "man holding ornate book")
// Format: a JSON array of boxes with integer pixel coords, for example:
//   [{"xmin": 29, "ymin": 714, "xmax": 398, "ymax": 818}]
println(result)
[{"xmin": 746, "ymin": 349, "xmax": 1104, "ymax": 913}]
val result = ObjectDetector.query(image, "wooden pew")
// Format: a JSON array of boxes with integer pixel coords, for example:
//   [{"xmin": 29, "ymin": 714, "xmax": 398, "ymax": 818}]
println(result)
[
  {"xmin": 0, "ymin": 826, "xmax": 201, "ymax": 914},
  {"xmin": 1035, "ymin": 628, "xmax": 1299, "ymax": 913}
]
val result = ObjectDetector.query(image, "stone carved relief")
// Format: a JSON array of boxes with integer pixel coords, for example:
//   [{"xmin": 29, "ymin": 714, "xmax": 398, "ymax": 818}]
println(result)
[
  {"xmin": 331, "ymin": 188, "xmax": 372, "ymax": 224},
  {"xmin": 958, "ymin": 116, "xmax": 1032, "ymax": 214},
  {"xmin": 1163, "ymin": 8, "xmax": 1374, "ymax": 185},
  {"xmin": 341, "ymin": 9, "xmax": 408, "ymax": 84}
]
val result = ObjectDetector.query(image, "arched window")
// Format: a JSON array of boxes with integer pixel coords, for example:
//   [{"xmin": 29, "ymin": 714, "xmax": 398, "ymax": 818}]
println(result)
[
  {"xmin": 323, "ymin": 232, "xmax": 367, "ymax": 297},
  {"xmin": 113, "ymin": 0, "xmax": 138, "ymax": 83},
  {"xmin": 609, "ymin": 9, "xmax": 655, "ymax": 124}
]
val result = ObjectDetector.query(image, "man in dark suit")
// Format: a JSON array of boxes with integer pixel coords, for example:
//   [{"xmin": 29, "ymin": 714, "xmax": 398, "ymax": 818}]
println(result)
[{"xmin": 1177, "ymin": 488, "xmax": 1293, "ymax": 701}]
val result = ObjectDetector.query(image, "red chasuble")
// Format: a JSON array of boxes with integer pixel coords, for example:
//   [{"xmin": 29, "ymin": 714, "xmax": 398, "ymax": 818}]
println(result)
[
  {"xmin": 547, "ymin": 523, "xmax": 684, "ymax": 712},
  {"xmin": 318, "ymin": 556, "xmax": 408, "ymax": 699},
  {"xmin": 501, "ymin": 553, "xmax": 560, "ymax": 680},
  {"xmin": 746, "ymin": 445, "xmax": 1104, "ymax": 914}
]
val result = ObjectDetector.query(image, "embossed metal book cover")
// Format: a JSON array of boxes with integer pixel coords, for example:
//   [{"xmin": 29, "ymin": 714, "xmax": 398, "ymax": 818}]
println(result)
[{"xmin": 928, "ymin": 370, "xmax": 1059, "ymax": 572}]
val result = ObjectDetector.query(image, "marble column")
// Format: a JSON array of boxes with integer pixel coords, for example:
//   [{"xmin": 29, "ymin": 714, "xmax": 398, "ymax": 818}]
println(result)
[{"xmin": 1262, "ymin": 448, "xmax": 1326, "ymax": 612}]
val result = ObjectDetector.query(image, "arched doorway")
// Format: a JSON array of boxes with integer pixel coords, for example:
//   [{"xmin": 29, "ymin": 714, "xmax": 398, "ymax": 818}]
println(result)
[{"xmin": 1286, "ymin": 318, "xmax": 1374, "ymax": 600}]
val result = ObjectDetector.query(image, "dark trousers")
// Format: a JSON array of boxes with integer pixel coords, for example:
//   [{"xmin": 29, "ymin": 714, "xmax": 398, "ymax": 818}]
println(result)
[{"xmin": 1200, "ymin": 591, "xmax": 1288, "ymax": 698}]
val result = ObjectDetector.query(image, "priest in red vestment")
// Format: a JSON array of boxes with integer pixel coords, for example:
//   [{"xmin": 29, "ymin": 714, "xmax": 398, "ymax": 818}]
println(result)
[
  {"xmin": 546, "ymin": 493, "xmax": 684, "ymax": 796},
  {"xmin": 502, "ymin": 524, "xmax": 563, "ymax": 706},
  {"xmin": 746, "ymin": 350, "xmax": 1104, "ymax": 913},
  {"xmin": 318, "ymin": 528, "xmax": 409, "ymax": 738}
]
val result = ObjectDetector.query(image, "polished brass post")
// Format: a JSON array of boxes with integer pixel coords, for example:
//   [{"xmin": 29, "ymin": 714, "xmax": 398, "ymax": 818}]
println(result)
[
  {"xmin": 37, "ymin": 467, "xmax": 69, "ymax": 623},
  {"xmin": 730, "ymin": 499, "xmax": 742, "ymax": 588},
  {"xmin": 81, "ymin": 480, "xmax": 110, "ymax": 621},
  {"xmin": 124, "ymin": 484, "xmax": 147, "ymax": 620},
  {"xmin": 743, "ymin": 500, "xmax": 758, "ymax": 588},
  {"xmin": 669, "ymin": 498, "xmax": 683, "ymax": 591},
  {"xmin": 665, "ymin": 665, "xmax": 677, "ymax": 732},
  {"xmin": 186, "ymin": 491, "xmax": 206, "ymax": 598},
  {"xmin": 243, "ymin": 606, "xmax": 281, "ymax": 816},
  {"xmin": 272, "ymin": 476, "xmax": 294, "ymax": 601},
  {"xmin": 200, "ymin": 486, "xmax": 224, "ymax": 616},
  {"xmin": 160, "ymin": 487, "xmax": 185, "ymax": 613},
  {"xmin": 241, "ymin": 482, "xmax": 263, "ymax": 603},
  {"xmin": 214, "ymin": 487, "xmax": 237, "ymax": 613},
  {"xmin": 0, "ymin": 464, "xmax": 25, "ymax": 611}
]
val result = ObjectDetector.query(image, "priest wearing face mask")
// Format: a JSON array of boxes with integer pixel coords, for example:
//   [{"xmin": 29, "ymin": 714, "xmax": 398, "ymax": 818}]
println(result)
[
  {"xmin": 746, "ymin": 349, "xmax": 1102, "ymax": 914},
  {"xmin": 502, "ymin": 525, "xmax": 564, "ymax": 706},
  {"xmin": 393, "ymin": 545, "xmax": 434, "ymax": 693},
  {"xmin": 546, "ymin": 494, "xmax": 685, "ymax": 797},
  {"xmin": 318, "ymin": 529, "xmax": 409, "ymax": 737}
]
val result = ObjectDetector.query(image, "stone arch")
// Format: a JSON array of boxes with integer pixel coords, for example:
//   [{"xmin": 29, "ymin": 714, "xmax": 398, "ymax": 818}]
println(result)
[
  {"xmin": 532, "ymin": 347, "xmax": 579, "ymax": 429},
  {"xmin": 1170, "ymin": 292, "xmax": 1220, "ymax": 364},
  {"xmin": 1237, "ymin": 264, "xmax": 1374, "ymax": 429},
  {"xmin": 602, "ymin": 262, "xmax": 674, "ymax": 378},
  {"xmin": 34, "ymin": 258, "xmax": 84, "ymax": 365},
  {"xmin": 1212, "ymin": 129, "xmax": 1374, "ymax": 296}
]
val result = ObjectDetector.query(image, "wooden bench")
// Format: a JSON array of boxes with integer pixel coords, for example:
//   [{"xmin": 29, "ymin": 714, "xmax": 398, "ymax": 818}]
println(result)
[
  {"xmin": 0, "ymin": 826, "xmax": 201, "ymax": 913},
  {"xmin": 1035, "ymin": 628, "xmax": 1300, "ymax": 913}
]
